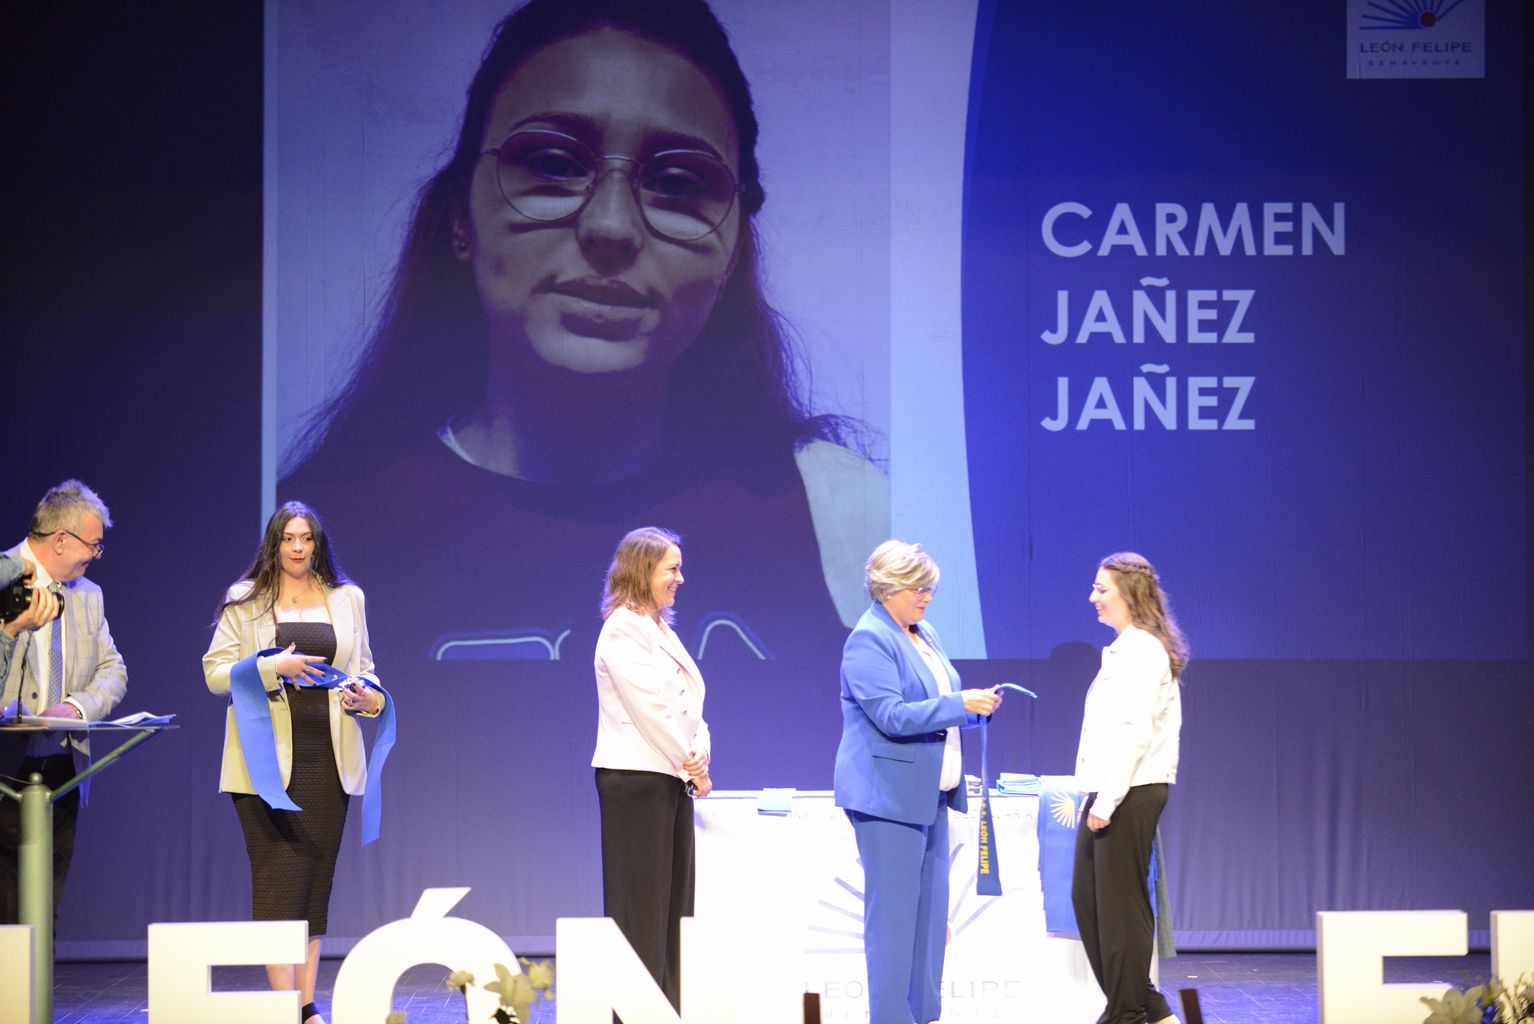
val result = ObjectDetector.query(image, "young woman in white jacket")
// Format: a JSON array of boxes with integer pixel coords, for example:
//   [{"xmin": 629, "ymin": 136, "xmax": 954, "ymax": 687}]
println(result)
[{"xmin": 1072, "ymin": 551, "xmax": 1188, "ymax": 1024}]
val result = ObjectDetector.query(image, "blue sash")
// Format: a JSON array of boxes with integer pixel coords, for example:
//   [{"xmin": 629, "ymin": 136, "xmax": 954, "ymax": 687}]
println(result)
[
  {"xmin": 975, "ymin": 683, "xmax": 1037, "ymax": 895},
  {"xmin": 1037, "ymin": 775, "xmax": 1080, "ymax": 934},
  {"xmin": 228, "ymin": 649, "xmax": 396, "ymax": 845},
  {"xmin": 975, "ymin": 721, "xmax": 1003, "ymax": 895}
]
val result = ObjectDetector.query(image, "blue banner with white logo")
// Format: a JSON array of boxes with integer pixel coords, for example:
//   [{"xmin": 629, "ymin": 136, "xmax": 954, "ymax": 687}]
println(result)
[{"xmin": 1037, "ymin": 776, "xmax": 1081, "ymax": 936}]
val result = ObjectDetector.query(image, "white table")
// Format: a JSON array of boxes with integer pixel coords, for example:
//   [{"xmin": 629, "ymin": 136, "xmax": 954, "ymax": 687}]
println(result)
[{"xmin": 696, "ymin": 790, "xmax": 1146, "ymax": 1023}]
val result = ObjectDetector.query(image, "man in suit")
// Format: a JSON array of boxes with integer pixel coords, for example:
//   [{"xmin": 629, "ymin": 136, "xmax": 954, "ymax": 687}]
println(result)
[{"xmin": 0, "ymin": 479, "xmax": 127, "ymax": 923}]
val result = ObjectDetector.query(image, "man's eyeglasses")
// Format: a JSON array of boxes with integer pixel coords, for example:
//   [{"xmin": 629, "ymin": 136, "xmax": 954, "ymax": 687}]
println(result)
[
  {"xmin": 40, "ymin": 528, "xmax": 105, "ymax": 557},
  {"xmin": 481, "ymin": 129, "xmax": 743, "ymax": 243}
]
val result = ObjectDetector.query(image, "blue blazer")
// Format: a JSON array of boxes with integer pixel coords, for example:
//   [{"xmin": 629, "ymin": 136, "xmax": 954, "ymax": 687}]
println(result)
[{"xmin": 833, "ymin": 602, "xmax": 979, "ymax": 824}]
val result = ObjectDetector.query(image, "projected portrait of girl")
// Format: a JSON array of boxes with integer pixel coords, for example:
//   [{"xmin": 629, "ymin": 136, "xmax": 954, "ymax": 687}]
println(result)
[{"xmin": 279, "ymin": 0, "xmax": 886, "ymax": 669}]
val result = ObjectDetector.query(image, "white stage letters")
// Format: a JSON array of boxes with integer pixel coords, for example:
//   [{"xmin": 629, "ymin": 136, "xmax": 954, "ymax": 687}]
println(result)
[{"xmin": 134, "ymin": 888, "xmax": 791, "ymax": 1023}]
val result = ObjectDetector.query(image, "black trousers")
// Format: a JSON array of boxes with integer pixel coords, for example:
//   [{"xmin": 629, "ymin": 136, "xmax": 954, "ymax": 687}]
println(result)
[
  {"xmin": 0, "ymin": 755, "xmax": 80, "ymax": 925},
  {"xmin": 595, "ymin": 767, "xmax": 695, "ymax": 1012},
  {"xmin": 1071, "ymin": 783, "xmax": 1172, "ymax": 1024}
]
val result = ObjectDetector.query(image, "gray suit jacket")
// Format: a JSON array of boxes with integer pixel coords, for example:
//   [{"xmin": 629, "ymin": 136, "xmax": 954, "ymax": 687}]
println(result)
[{"xmin": 1, "ymin": 541, "xmax": 129, "ymax": 791}]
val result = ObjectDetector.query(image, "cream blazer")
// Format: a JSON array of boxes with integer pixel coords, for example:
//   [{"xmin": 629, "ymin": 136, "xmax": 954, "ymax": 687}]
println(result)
[
  {"xmin": 202, "ymin": 580, "xmax": 382, "ymax": 795},
  {"xmin": 1073, "ymin": 624, "xmax": 1181, "ymax": 822},
  {"xmin": 591, "ymin": 606, "xmax": 709, "ymax": 779}
]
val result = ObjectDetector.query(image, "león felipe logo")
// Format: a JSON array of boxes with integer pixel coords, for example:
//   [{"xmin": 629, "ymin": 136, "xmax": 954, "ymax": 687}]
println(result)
[
  {"xmin": 1359, "ymin": 0, "xmax": 1466, "ymax": 32},
  {"xmin": 1052, "ymin": 790, "xmax": 1080, "ymax": 830}
]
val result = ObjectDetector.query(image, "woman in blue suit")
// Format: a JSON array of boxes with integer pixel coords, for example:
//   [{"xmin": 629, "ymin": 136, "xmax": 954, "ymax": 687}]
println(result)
[{"xmin": 834, "ymin": 540, "xmax": 1002, "ymax": 1024}]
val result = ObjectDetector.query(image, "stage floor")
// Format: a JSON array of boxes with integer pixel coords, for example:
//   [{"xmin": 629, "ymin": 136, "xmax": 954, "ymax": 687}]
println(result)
[{"xmin": 48, "ymin": 951, "xmax": 1493, "ymax": 1023}]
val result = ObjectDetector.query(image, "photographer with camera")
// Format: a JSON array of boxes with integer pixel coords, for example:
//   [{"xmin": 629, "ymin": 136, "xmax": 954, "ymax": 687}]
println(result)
[
  {"xmin": 1, "ymin": 553, "xmax": 63, "ymax": 681},
  {"xmin": 1, "ymin": 480, "xmax": 126, "ymax": 924}
]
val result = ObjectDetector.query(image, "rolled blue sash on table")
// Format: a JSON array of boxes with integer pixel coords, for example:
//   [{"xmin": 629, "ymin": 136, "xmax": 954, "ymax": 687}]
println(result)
[
  {"xmin": 229, "ymin": 648, "xmax": 396, "ymax": 845},
  {"xmin": 994, "ymin": 772, "xmax": 1040, "ymax": 794}
]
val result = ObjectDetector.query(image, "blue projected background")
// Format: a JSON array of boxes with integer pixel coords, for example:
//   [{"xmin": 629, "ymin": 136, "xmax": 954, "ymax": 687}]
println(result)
[
  {"xmin": 962, "ymin": 1, "xmax": 1525, "ymax": 660},
  {"xmin": 4, "ymin": 0, "xmax": 1529, "ymax": 960}
]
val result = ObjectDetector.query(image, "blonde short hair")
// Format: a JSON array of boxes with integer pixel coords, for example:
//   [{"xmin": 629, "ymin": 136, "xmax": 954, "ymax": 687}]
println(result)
[{"xmin": 864, "ymin": 540, "xmax": 939, "ymax": 603}]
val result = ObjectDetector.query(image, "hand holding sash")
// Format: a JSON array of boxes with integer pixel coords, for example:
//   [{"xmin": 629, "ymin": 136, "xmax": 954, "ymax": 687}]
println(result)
[
  {"xmin": 229, "ymin": 650, "xmax": 397, "ymax": 845},
  {"xmin": 976, "ymin": 682, "xmax": 1038, "ymax": 895},
  {"xmin": 269, "ymin": 643, "xmax": 326, "ymax": 686}
]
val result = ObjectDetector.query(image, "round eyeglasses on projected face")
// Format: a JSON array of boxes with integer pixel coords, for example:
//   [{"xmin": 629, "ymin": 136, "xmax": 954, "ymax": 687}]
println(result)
[{"xmin": 481, "ymin": 128, "xmax": 743, "ymax": 243}]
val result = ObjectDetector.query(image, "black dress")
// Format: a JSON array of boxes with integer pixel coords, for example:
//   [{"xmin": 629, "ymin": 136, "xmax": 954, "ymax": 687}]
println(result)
[{"xmin": 232, "ymin": 619, "xmax": 348, "ymax": 936}]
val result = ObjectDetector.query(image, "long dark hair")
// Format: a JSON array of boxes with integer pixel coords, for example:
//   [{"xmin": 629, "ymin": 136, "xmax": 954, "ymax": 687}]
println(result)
[
  {"xmin": 214, "ymin": 501, "xmax": 351, "ymax": 623},
  {"xmin": 1100, "ymin": 551, "xmax": 1190, "ymax": 678},
  {"xmin": 285, "ymin": 0, "xmax": 852, "ymax": 476}
]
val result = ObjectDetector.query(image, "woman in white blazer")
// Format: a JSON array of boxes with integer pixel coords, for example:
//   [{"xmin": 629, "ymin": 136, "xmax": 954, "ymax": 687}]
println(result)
[
  {"xmin": 592, "ymin": 526, "xmax": 711, "ymax": 1012},
  {"xmin": 1072, "ymin": 552, "xmax": 1187, "ymax": 1024},
  {"xmin": 203, "ymin": 501, "xmax": 384, "ymax": 1024}
]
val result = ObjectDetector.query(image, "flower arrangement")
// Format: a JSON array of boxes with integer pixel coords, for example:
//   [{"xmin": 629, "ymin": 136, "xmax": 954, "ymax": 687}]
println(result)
[
  {"xmin": 386, "ymin": 959, "xmax": 555, "ymax": 1024},
  {"xmin": 1421, "ymin": 974, "xmax": 1534, "ymax": 1024}
]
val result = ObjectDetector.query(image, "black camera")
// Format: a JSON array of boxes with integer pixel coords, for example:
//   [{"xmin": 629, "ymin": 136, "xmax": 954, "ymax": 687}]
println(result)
[{"xmin": 0, "ymin": 580, "xmax": 62, "ymax": 624}]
